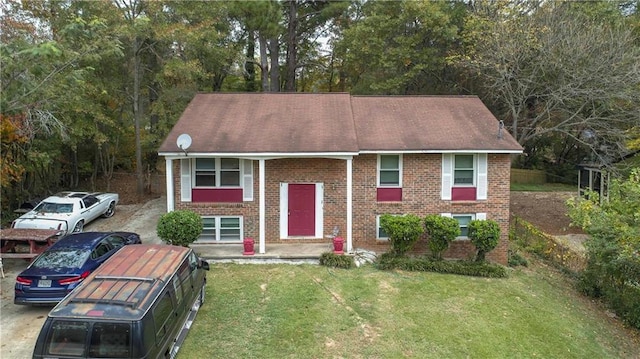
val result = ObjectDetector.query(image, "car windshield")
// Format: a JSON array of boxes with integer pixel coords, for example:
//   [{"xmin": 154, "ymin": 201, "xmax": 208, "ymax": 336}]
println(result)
[
  {"xmin": 34, "ymin": 202, "xmax": 73, "ymax": 214},
  {"xmin": 32, "ymin": 249, "xmax": 91, "ymax": 269}
]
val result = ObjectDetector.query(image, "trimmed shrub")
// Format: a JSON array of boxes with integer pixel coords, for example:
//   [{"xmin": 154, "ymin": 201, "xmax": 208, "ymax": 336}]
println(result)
[
  {"xmin": 424, "ymin": 215, "xmax": 460, "ymax": 260},
  {"xmin": 319, "ymin": 252, "xmax": 354, "ymax": 269},
  {"xmin": 380, "ymin": 214, "xmax": 424, "ymax": 256},
  {"xmin": 375, "ymin": 254, "xmax": 507, "ymax": 278},
  {"xmin": 156, "ymin": 210, "xmax": 203, "ymax": 247},
  {"xmin": 468, "ymin": 219, "xmax": 501, "ymax": 262}
]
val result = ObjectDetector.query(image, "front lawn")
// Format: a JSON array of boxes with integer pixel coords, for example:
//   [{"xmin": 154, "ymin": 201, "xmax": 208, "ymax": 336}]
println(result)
[{"xmin": 179, "ymin": 262, "xmax": 639, "ymax": 358}]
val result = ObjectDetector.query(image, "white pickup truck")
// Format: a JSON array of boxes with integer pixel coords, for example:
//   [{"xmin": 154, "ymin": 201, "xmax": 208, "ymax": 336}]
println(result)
[{"xmin": 11, "ymin": 191, "xmax": 119, "ymax": 234}]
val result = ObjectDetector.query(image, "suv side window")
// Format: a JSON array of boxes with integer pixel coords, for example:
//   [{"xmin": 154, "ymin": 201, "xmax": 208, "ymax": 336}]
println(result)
[{"xmin": 152, "ymin": 291, "xmax": 175, "ymax": 341}]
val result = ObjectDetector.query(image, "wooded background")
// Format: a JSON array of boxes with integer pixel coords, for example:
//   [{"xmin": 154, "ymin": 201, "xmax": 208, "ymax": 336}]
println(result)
[{"xmin": 2, "ymin": 0, "xmax": 639, "ymax": 218}]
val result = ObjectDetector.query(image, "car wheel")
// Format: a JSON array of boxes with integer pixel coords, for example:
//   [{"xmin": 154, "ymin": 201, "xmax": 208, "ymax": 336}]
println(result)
[
  {"xmin": 73, "ymin": 220, "xmax": 84, "ymax": 233},
  {"xmin": 102, "ymin": 201, "xmax": 116, "ymax": 218}
]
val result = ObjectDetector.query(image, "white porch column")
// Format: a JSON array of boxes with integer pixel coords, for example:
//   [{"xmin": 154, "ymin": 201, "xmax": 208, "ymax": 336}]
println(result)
[
  {"xmin": 165, "ymin": 158, "xmax": 174, "ymax": 212},
  {"xmin": 259, "ymin": 159, "xmax": 266, "ymax": 254},
  {"xmin": 346, "ymin": 157, "xmax": 353, "ymax": 252}
]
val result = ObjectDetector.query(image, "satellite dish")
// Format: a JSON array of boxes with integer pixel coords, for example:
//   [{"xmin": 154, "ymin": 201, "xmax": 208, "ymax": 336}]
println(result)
[{"xmin": 176, "ymin": 133, "xmax": 192, "ymax": 151}]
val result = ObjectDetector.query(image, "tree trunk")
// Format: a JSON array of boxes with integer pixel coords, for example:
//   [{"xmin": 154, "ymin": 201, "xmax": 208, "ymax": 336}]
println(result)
[
  {"xmin": 133, "ymin": 36, "xmax": 144, "ymax": 197},
  {"xmin": 268, "ymin": 38, "xmax": 280, "ymax": 92},
  {"xmin": 244, "ymin": 29, "xmax": 257, "ymax": 92},
  {"xmin": 259, "ymin": 34, "xmax": 269, "ymax": 91},
  {"xmin": 284, "ymin": 0, "xmax": 297, "ymax": 92}
]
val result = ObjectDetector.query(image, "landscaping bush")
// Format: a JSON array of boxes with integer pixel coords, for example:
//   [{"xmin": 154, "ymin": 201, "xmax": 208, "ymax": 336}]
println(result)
[
  {"xmin": 319, "ymin": 252, "xmax": 354, "ymax": 269},
  {"xmin": 156, "ymin": 210, "xmax": 203, "ymax": 247},
  {"xmin": 380, "ymin": 214, "xmax": 424, "ymax": 256},
  {"xmin": 508, "ymin": 249, "xmax": 528, "ymax": 267},
  {"xmin": 468, "ymin": 219, "xmax": 501, "ymax": 262},
  {"xmin": 375, "ymin": 253, "xmax": 507, "ymax": 278},
  {"xmin": 567, "ymin": 169, "xmax": 640, "ymax": 329},
  {"xmin": 423, "ymin": 214, "xmax": 460, "ymax": 259}
]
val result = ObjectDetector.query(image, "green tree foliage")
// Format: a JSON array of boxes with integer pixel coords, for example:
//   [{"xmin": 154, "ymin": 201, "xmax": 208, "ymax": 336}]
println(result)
[
  {"xmin": 567, "ymin": 169, "xmax": 640, "ymax": 328},
  {"xmin": 467, "ymin": 219, "xmax": 500, "ymax": 262},
  {"xmin": 335, "ymin": 0, "xmax": 466, "ymax": 94},
  {"xmin": 455, "ymin": 1, "xmax": 640, "ymax": 171},
  {"xmin": 380, "ymin": 214, "xmax": 424, "ymax": 256},
  {"xmin": 424, "ymin": 214, "xmax": 460, "ymax": 260},
  {"xmin": 156, "ymin": 210, "xmax": 203, "ymax": 247}
]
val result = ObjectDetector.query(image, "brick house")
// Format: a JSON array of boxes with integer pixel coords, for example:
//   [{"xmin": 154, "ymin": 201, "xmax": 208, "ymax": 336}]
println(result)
[{"xmin": 158, "ymin": 93, "xmax": 522, "ymax": 264}]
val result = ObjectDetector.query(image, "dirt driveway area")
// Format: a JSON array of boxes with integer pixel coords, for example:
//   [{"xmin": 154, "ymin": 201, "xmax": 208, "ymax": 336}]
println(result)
[
  {"xmin": 0, "ymin": 197, "xmax": 166, "ymax": 359},
  {"xmin": 0, "ymin": 191, "xmax": 582, "ymax": 358}
]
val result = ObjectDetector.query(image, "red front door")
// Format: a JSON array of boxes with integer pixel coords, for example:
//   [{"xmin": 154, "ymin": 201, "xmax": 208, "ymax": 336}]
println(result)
[{"xmin": 288, "ymin": 184, "xmax": 315, "ymax": 236}]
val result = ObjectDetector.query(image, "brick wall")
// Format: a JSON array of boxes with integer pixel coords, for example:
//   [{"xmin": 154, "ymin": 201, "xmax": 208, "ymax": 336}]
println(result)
[{"xmin": 170, "ymin": 153, "xmax": 512, "ymax": 264}]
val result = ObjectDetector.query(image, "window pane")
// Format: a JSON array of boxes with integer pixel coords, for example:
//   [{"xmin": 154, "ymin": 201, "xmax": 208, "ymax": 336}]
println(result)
[
  {"xmin": 195, "ymin": 174, "xmax": 215, "ymax": 187},
  {"xmin": 220, "ymin": 229, "xmax": 241, "ymax": 240},
  {"xmin": 455, "ymin": 155, "xmax": 474, "ymax": 169},
  {"xmin": 378, "ymin": 226, "xmax": 389, "ymax": 239},
  {"xmin": 380, "ymin": 171, "xmax": 399, "ymax": 185},
  {"xmin": 380, "ymin": 155, "xmax": 399, "ymax": 169},
  {"xmin": 221, "ymin": 218, "xmax": 240, "ymax": 228},
  {"xmin": 454, "ymin": 215, "xmax": 473, "ymax": 226},
  {"xmin": 89, "ymin": 323, "xmax": 131, "ymax": 358},
  {"xmin": 47, "ymin": 320, "xmax": 90, "ymax": 356},
  {"xmin": 220, "ymin": 171, "xmax": 240, "ymax": 186},
  {"xmin": 453, "ymin": 215, "xmax": 473, "ymax": 237},
  {"xmin": 454, "ymin": 170, "xmax": 474, "ymax": 184},
  {"xmin": 220, "ymin": 158, "xmax": 239, "ymax": 169},
  {"xmin": 202, "ymin": 218, "xmax": 216, "ymax": 229},
  {"xmin": 201, "ymin": 229, "xmax": 216, "ymax": 238},
  {"xmin": 196, "ymin": 158, "xmax": 215, "ymax": 170},
  {"xmin": 201, "ymin": 218, "xmax": 216, "ymax": 239}
]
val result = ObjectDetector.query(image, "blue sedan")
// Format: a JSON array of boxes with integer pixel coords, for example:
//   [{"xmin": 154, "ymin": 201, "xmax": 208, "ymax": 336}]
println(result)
[{"xmin": 14, "ymin": 231, "xmax": 141, "ymax": 305}]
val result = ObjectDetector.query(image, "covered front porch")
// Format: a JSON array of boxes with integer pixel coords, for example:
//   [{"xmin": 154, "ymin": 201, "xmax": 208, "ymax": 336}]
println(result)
[{"xmin": 190, "ymin": 242, "xmax": 332, "ymax": 262}]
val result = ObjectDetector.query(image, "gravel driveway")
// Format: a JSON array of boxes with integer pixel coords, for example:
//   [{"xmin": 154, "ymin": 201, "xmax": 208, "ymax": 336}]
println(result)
[{"xmin": 0, "ymin": 197, "xmax": 166, "ymax": 359}]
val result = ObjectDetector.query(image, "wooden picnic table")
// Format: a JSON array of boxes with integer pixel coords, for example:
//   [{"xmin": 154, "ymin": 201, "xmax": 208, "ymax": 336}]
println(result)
[{"xmin": 0, "ymin": 228, "xmax": 62, "ymax": 259}]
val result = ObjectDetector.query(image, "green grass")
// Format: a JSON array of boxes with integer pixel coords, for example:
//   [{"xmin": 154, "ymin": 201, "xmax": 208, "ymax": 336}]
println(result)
[
  {"xmin": 179, "ymin": 263, "xmax": 640, "ymax": 358},
  {"xmin": 510, "ymin": 182, "xmax": 577, "ymax": 191}
]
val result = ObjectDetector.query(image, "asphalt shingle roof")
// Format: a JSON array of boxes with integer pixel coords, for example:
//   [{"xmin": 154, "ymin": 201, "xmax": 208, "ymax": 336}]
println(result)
[{"xmin": 158, "ymin": 93, "xmax": 523, "ymax": 155}]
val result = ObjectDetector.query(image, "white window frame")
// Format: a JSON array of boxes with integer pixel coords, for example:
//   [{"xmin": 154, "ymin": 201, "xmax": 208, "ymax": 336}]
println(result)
[
  {"xmin": 441, "ymin": 213, "xmax": 486, "ymax": 239},
  {"xmin": 377, "ymin": 154, "xmax": 403, "ymax": 187},
  {"xmin": 193, "ymin": 158, "xmax": 242, "ymax": 188},
  {"xmin": 453, "ymin": 154, "xmax": 476, "ymax": 187},
  {"xmin": 452, "ymin": 214, "xmax": 475, "ymax": 239},
  {"xmin": 199, "ymin": 216, "xmax": 243, "ymax": 242}
]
